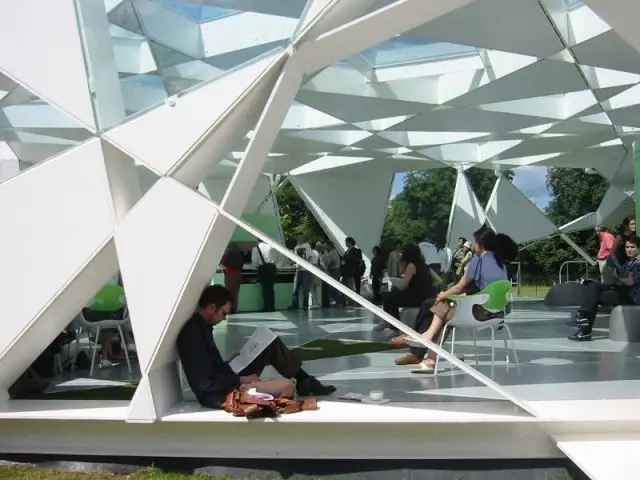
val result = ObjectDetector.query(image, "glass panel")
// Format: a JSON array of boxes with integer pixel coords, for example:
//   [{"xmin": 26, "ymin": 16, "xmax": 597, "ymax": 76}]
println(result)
[
  {"xmin": 76, "ymin": 0, "xmax": 304, "ymax": 129},
  {"xmin": 565, "ymin": 0, "xmax": 584, "ymax": 9},
  {"xmin": 361, "ymin": 36, "xmax": 478, "ymax": 67},
  {"xmin": 155, "ymin": 0, "xmax": 240, "ymax": 22},
  {"xmin": 0, "ymin": 71, "xmax": 92, "ymax": 171}
]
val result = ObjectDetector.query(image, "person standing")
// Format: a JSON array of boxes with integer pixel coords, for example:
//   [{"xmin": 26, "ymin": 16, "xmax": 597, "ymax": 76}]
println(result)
[
  {"xmin": 342, "ymin": 237, "xmax": 363, "ymax": 299},
  {"xmin": 291, "ymin": 236, "xmax": 313, "ymax": 310},
  {"xmin": 221, "ymin": 243, "xmax": 245, "ymax": 313},
  {"xmin": 370, "ymin": 246, "xmax": 385, "ymax": 305},
  {"xmin": 387, "ymin": 241, "xmax": 404, "ymax": 278},
  {"xmin": 251, "ymin": 240, "xmax": 279, "ymax": 312},
  {"xmin": 596, "ymin": 225, "xmax": 615, "ymax": 285}
]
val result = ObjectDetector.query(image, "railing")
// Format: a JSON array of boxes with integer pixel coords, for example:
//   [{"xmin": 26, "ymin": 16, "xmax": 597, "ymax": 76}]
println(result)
[
  {"xmin": 558, "ymin": 260, "xmax": 590, "ymax": 284},
  {"xmin": 509, "ymin": 261, "xmax": 522, "ymax": 296}
]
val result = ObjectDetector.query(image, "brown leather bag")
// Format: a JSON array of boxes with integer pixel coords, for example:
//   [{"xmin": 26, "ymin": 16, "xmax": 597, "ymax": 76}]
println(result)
[
  {"xmin": 223, "ymin": 390, "xmax": 318, "ymax": 418},
  {"xmin": 430, "ymin": 299, "xmax": 456, "ymax": 322}
]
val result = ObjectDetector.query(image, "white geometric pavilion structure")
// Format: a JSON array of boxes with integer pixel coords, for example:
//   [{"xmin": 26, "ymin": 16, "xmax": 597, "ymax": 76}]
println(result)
[{"xmin": 2, "ymin": 0, "xmax": 640, "ymax": 475}]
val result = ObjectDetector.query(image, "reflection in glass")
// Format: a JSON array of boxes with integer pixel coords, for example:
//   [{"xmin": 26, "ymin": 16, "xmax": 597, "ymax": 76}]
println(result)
[{"xmin": 75, "ymin": 0, "xmax": 304, "ymax": 130}]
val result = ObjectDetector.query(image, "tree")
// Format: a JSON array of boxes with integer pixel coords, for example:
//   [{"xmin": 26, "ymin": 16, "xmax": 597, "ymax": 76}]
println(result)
[
  {"xmin": 518, "ymin": 168, "xmax": 608, "ymax": 277},
  {"xmin": 275, "ymin": 181, "xmax": 325, "ymax": 243},
  {"xmin": 381, "ymin": 167, "xmax": 512, "ymax": 251}
]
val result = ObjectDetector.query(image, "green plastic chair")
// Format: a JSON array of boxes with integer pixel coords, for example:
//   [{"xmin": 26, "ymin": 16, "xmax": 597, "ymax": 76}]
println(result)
[
  {"xmin": 90, "ymin": 284, "xmax": 126, "ymax": 312},
  {"xmin": 78, "ymin": 284, "xmax": 131, "ymax": 376},
  {"xmin": 435, "ymin": 279, "xmax": 519, "ymax": 375}
]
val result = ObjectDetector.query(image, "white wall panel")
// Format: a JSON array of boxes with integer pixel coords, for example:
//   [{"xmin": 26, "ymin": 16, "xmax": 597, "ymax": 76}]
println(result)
[
  {"xmin": 447, "ymin": 170, "xmax": 487, "ymax": 250},
  {"xmin": 200, "ymin": 175, "xmax": 275, "ymax": 214},
  {"xmin": 485, "ymin": 176, "xmax": 559, "ymax": 243},
  {"xmin": 291, "ymin": 163, "xmax": 394, "ymax": 260},
  {"xmin": 0, "ymin": 0, "xmax": 96, "ymax": 130},
  {"xmin": 0, "ymin": 139, "xmax": 119, "ymax": 393}
]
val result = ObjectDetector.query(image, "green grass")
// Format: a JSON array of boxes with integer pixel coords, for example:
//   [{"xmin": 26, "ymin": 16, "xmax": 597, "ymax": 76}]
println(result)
[
  {"xmin": 0, "ymin": 465, "xmax": 215, "ymax": 479},
  {"xmin": 517, "ymin": 284, "xmax": 551, "ymax": 298},
  {"xmin": 291, "ymin": 338, "xmax": 400, "ymax": 362}
]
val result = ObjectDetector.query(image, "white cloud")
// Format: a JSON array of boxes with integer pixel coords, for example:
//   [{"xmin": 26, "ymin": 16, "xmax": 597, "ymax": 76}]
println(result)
[{"xmin": 512, "ymin": 166, "xmax": 550, "ymax": 209}]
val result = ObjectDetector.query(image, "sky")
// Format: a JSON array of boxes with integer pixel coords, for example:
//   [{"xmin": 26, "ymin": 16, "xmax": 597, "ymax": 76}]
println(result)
[{"xmin": 390, "ymin": 166, "xmax": 551, "ymax": 210}]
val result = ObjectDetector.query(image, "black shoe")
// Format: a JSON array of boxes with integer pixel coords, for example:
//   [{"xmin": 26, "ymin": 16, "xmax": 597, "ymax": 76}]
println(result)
[
  {"xmin": 568, "ymin": 329, "xmax": 592, "ymax": 341},
  {"xmin": 567, "ymin": 314, "xmax": 590, "ymax": 327},
  {"xmin": 296, "ymin": 377, "xmax": 336, "ymax": 396}
]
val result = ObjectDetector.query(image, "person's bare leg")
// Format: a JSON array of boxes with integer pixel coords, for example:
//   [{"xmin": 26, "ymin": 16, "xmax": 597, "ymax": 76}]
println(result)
[{"xmin": 421, "ymin": 315, "xmax": 444, "ymax": 343}]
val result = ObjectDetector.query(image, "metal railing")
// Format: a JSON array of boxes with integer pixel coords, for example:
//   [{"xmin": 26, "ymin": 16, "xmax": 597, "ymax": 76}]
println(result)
[
  {"xmin": 509, "ymin": 261, "xmax": 522, "ymax": 296},
  {"xmin": 558, "ymin": 260, "xmax": 590, "ymax": 284}
]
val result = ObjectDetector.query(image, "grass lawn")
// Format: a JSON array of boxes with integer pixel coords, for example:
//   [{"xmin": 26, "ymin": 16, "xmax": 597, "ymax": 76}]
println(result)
[
  {"xmin": 517, "ymin": 284, "xmax": 551, "ymax": 298},
  {"xmin": 0, "ymin": 465, "xmax": 214, "ymax": 479}
]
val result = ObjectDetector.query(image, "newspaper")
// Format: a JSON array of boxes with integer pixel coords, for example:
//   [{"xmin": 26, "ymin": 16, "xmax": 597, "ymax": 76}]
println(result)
[{"xmin": 229, "ymin": 326, "xmax": 277, "ymax": 373}]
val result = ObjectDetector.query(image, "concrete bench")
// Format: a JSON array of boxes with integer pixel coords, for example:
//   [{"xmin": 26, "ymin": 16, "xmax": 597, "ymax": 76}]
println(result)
[
  {"xmin": 399, "ymin": 307, "xmax": 420, "ymax": 326},
  {"xmin": 609, "ymin": 305, "xmax": 640, "ymax": 342}
]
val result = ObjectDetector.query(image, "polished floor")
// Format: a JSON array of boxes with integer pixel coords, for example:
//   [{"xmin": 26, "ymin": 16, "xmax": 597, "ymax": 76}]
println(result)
[{"xmin": 47, "ymin": 301, "xmax": 640, "ymax": 408}]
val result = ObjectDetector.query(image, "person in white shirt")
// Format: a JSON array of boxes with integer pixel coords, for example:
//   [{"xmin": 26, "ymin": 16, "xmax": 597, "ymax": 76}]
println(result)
[
  {"xmin": 387, "ymin": 241, "xmax": 404, "ymax": 278},
  {"xmin": 307, "ymin": 245, "xmax": 324, "ymax": 309},
  {"xmin": 251, "ymin": 241, "xmax": 280, "ymax": 312},
  {"xmin": 324, "ymin": 241, "xmax": 343, "ymax": 306},
  {"xmin": 292, "ymin": 236, "xmax": 313, "ymax": 310}
]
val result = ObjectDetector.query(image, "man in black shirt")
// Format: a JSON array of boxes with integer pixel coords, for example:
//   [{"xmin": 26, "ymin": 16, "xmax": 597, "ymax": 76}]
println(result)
[{"xmin": 177, "ymin": 285, "xmax": 336, "ymax": 408}]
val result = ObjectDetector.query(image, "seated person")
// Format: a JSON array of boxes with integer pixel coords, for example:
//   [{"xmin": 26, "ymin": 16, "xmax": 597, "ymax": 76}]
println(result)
[
  {"xmin": 569, "ymin": 236, "xmax": 640, "ymax": 342},
  {"xmin": 177, "ymin": 285, "xmax": 336, "ymax": 409},
  {"xmin": 375, "ymin": 243, "xmax": 439, "ymax": 331},
  {"xmin": 392, "ymin": 227, "xmax": 518, "ymax": 369}
]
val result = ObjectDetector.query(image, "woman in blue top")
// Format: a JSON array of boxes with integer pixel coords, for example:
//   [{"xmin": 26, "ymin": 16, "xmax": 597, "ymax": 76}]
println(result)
[{"xmin": 392, "ymin": 226, "xmax": 518, "ymax": 369}]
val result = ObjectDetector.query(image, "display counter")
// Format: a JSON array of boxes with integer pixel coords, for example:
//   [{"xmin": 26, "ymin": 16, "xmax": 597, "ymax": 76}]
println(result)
[{"xmin": 211, "ymin": 266, "xmax": 296, "ymax": 313}]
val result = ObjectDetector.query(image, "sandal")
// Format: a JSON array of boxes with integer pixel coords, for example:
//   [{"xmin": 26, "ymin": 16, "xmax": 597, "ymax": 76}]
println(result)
[
  {"xmin": 411, "ymin": 362, "xmax": 436, "ymax": 374},
  {"xmin": 394, "ymin": 353, "xmax": 424, "ymax": 365}
]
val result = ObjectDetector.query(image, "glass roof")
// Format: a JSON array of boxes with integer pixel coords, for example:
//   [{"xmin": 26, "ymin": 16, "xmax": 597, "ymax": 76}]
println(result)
[
  {"xmin": 565, "ymin": 0, "xmax": 584, "ymax": 10},
  {"xmin": 155, "ymin": 0, "xmax": 239, "ymax": 22},
  {"xmin": 361, "ymin": 36, "xmax": 478, "ymax": 67}
]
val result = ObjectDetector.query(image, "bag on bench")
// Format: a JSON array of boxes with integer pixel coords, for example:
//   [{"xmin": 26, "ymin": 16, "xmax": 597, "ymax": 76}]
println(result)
[{"xmin": 223, "ymin": 390, "xmax": 318, "ymax": 418}]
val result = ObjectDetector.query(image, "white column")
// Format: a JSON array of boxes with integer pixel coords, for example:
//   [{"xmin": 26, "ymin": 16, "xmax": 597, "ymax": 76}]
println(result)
[{"xmin": 75, "ymin": 0, "xmax": 127, "ymax": 130}]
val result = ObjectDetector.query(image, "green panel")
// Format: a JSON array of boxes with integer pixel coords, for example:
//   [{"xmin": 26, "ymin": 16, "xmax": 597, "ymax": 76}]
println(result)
[
  {"xmin": 635, "ymin": 141, "xmax": 640, "ymax": 231},
  {"xmin": 210, "ymin": 275, "xmax": 293, "ymax": 313},
  {"xmin": 231, "ymin": 213, "xmax": 281, "ymax": 242}
]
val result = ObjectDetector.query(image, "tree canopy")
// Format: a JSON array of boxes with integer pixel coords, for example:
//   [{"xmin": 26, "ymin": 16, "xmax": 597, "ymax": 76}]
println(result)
[
  {"xmin": 381, "ymin": 168, "xmax": 512, "ymax": 250},
  {"xmin": 276, "ymin": 166, "xmax": 610, "ymax": 279}
]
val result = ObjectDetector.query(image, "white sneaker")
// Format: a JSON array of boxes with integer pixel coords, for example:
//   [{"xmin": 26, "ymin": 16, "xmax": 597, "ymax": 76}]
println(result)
[{"xmin": 100, "ymin": 359, "xmax": 113, "ymax": 368}]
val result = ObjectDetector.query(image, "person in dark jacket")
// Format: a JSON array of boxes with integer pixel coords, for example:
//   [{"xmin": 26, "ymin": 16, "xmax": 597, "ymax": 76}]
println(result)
[
  {"xmin": 370, "ymin": 245, "xmax": 385, "ymax": 305},
  {"xmin": 177, "ymin": 285, "xmax": 335, "ymax": 408}
]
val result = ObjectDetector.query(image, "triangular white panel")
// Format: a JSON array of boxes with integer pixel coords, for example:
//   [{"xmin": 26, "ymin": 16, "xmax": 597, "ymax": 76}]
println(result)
[
  {"xmin": 115, "ymin": 177, "xmax": 220, "ymax": 370},
  {"xmin": 596, "ymin": 184, "xmax": 635, "ymax": 226},
  {"xmin": 485, "ymin": 176, "xmax": 559, "ymax": 243},
  {"xmin": 295, "ymin": 0, "xmax": 334, "ymax": 39},
  {"xmin": 290, "ymin": 164, "xmax": 395, "ymax": 263},
  {"xmin": 447, "ymin": 170, "xmax": 487, "ymax": 250},
  {"xmin": 0, "ymin": 0, "xmax": 96, "ymax": 130},
  {"xmin": 0, "ymin": 138, "xmax": 120, "ymax": 391},
  {"xmin": 560, "ymin": 212, "xmax": 598, "ymax": 234},
  {"xmin": 582, "ymin": 0, "xmax": 640, "ymax": 55},
  {"xmin": 479, "ymin": 95, "xmax": 563, "ymax": 119},
  {"xmin": 103, "ymin": 51, "xmax": 286, "ymax": 180},
  {"xmin": 485, "ymin": 50, "xmax": 538, "ymax": 80}
]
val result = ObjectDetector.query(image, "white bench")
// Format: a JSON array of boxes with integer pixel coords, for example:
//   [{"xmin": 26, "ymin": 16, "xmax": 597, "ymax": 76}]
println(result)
[{"xmin": 609, "ymin": 305, "xmax": 640, "ymax": 342}]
